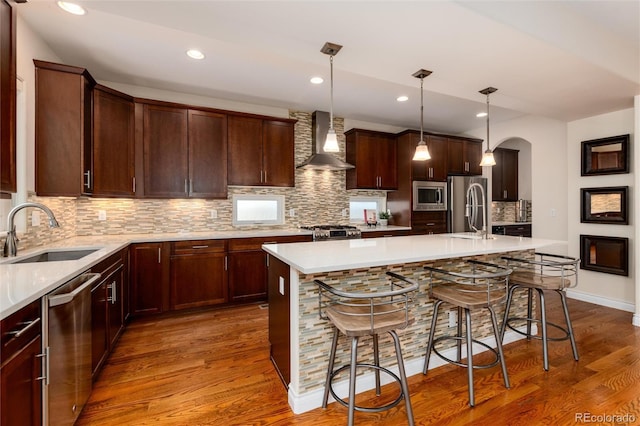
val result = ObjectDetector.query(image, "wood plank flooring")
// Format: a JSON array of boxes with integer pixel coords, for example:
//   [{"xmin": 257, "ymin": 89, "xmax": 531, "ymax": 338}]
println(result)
[{"xmin": 77, "ymin": 297, "xmax": 640, "ymax": 425}]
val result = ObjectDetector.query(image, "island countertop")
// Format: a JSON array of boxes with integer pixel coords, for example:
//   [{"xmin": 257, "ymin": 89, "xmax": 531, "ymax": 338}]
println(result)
[{"xmin": 262, "ymin": 233, "xmax": 561, "ymax": 274}]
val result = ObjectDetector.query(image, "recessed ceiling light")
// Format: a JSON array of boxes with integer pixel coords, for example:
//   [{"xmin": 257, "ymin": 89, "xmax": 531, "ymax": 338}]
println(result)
[
  {"xmin": 310, "ymin": 76, "xmax": 324, "ymax": 84},
  {"xmin": 476, "ymin": 112, "xmax": 488, "ymax": 118},
  {"xmin": 57, "ymin": 1, "xmax": 86, "ymax": 15},
  {"xmin": 186, "ymin": 49, "xmax": 205, "ymax": 60},
  {"xmin": 396, "ymin": 95, "xmax": 409, "ymax": 102}
]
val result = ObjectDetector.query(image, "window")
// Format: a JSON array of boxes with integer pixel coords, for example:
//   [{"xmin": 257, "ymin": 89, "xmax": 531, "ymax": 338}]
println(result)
[
  {"xmin": 233, "ymin": 194, "xmax": 284, "ymax": 226},
  {"xmin": 349, "ymin": 196, "xmax": 386, "ymax": 223}
]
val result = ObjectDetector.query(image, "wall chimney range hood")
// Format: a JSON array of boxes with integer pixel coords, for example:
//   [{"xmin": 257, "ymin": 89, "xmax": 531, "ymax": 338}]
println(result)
[{"xmin": 297, "ymin": 111, "xmax": 355, "ymax": 170}]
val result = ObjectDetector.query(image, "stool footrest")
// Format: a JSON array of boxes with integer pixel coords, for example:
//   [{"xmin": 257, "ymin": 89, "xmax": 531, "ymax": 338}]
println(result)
[
  {"xmin": 328, "ymin": 363, "xmax": 405, "ymax": 413},
  {"xmin": 431, "ymin": 335, "xmax": 500, "ymax": 369},
  {"xmin": 506, "ymin": 316, "xmax": 571, "ymax": 342}
]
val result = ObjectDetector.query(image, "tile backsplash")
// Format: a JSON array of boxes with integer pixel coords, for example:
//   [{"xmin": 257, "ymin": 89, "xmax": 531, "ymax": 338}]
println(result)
[
  {"xmin": 5, "ymin": 112, "xmax": 384, "ymax": 252},
  {"xmin": 492, "ymin": 200, "xmax": 532, "ymax": 223}
]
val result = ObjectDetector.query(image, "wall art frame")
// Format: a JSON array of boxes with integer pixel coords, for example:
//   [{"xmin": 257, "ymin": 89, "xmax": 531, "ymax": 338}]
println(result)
[
  {"xmin": 581, "ymin": 134, "xmax": 629, "ymax": 176},
  {"xmin": 580, "ymin": 234, "xmax": 629, "ymax": 276},
  {"xmin": 580, "ymin": 186, "xmax": 628, "ymax": 225}
]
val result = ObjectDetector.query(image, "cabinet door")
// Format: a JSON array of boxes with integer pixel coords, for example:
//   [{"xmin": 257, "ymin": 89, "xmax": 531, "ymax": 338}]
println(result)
[
  {"xmin": 130, "ymin": 243, "xmax": 168, "ymax": 316},
  {"xmin": 0, "ymin": 0, "xmax": 16, "ymax": 193},
  {"xmin": 0, "ymin": 335, "xmax": 42, "ymax": 426},
  {"xmin": 170, "ymin": 252, "xmax": 228, "ymax": 310},
  {"xmin": 411, "ymin": 211, "xmax": 446, "ymax": 235},
  {"xmin": 376, "ymin": 134, "xmax": 397, "ymax": 189},
  {"xmin": 447, "ymin": 139, "xmax": 465, "ymax": 175},
  {"xmin": 34, "ymin": 63, "xmax": 92, "ymax": 196},
  {"xmin": 227, "ymin": 115, "xmax": 263, "ymax": 186},
  {"xmin": 262, "ymin": 120, "xmax": 294, "ymax": 187},
  {"xmin": 268, "ymin": 255, "xmax": 290, "ymax": 386},
  {"xmin": 188, "ymin": 110, "xmax": 227, "ymax": 198},
  {"xmin": 228, "ymin": 250, "xmax": 267, "ymax": 303},
  {"xmin": 107, "ymin": 264, "xmax": 125, "ymax": 349},
  {"xmin": 465, "ymin": 141, "xmax": 483, "ymax": 176},
  {"xmin": 91, "ymin": 280, "xmax": 108, "ymax": 378},
  {"xmin": 93, "ymin": 87, "xmax": 135, "ymax": 197},
  {"xmin": 346, "ymin": 132, "xmax": 378, "ymax": 189},
  {"xmin": 426, "ymin": 135, "xmax": 448, "ymax": 181},
  {"xmin": 143, "ymin": 104, "xmax": 188, "ymax": 197},
  {"xmin": 501, "ymin": 148, "xmax": 518, "ymax": 200}
]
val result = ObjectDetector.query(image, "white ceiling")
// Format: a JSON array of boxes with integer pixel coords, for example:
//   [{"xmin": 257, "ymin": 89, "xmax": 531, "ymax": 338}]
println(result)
[{"xmin": 16, "ymin": 0, "xmax": 640, "ymax": 135}]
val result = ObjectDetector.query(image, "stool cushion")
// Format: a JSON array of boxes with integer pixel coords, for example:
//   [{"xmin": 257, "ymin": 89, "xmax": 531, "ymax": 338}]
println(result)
[
  {"xmin": 510, "ymin": 271, "xmax": 570, "ymax": 290},
  {"xmin": 326, "ymin": 303, "xmax": 411, "ymax": 337},
  {"xmin": 431, "ymin": 284, "xmax": 506, "ymax": 310}
]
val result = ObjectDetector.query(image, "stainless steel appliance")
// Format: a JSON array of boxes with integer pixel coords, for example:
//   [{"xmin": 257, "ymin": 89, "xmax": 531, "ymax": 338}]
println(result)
[
  {"xmin": 412, "ymin": 181, "xmax": 447, "ymax": 211},
  {"xmin": 300, "ymin": 225, "xmax": 362, "ymax": 241},
  {"xmin": 44, "ymin": 273, "xmax": 100, "ymax": 426},
  {"xmin": 447, "ymin": 176, "xmax": 488, "ymax": 233}
]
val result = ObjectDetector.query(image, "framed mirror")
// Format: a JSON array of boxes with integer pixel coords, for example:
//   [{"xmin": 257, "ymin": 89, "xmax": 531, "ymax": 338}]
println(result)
[
  {"xmin": 580, "ymin": 235, "xmax": 629, "ymax": 276},
  {"xmin": 580, "ymin": 186, "xmax": 628, "ymax": 224},
  {"xmin": 581, "ymin": 134, "xmax": 629, "ymax": 176}
]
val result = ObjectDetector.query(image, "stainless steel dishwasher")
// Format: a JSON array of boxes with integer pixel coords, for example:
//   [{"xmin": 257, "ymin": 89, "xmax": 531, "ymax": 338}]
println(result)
[{"xmin": 44, "ymin": 272, "xmax": 100, "ymax": 426}]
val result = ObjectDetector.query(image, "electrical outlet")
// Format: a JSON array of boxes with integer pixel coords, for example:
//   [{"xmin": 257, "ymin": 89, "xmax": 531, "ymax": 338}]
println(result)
[
  {"xmin": 289, "ymin": 208, "xmax": 296, "ymax": 217},
  {"xmin": 279, "ymin": 276, "xmax": 285, "ymax": 296},
  {"xmin": 31, "ymin": 212, "xmax": 41, "ymax": 227},
  {"xmin": 98, "ymin": 210, "xmax": 107, "ymax": 221},
  {"xmin": 550, "ymin": 208, "xmax": 557, "ymax": 217},
  {"xmin": 210, "ymin": 209, "xmax": 218, "ymax": 219},
  {"xmin": 342, "ymin": 208, "xmax": 348, "ymax": 217},
  {"xmin": 448, "ymin": 311, "xmax": 458, "ymax": 328}
]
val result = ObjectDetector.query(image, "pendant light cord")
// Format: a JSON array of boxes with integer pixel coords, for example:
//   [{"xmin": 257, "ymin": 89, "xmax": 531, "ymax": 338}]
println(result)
[
  {"xmin": 486, "ymin": 92, "xmax": 490, "ymax": 151},
  {"xmin": 329, "ymin": 55, "xmax": 334, "ymax": 130},
  {"xmin": 420, "ymin": 77, "xmax": 424, "ymax": 142}
]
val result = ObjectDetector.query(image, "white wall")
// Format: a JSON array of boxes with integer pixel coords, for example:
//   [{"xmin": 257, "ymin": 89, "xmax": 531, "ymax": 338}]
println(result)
[
  {"xmin": 567, "ymin": 108, "xmax": 635, "ymax": 311},
  {"xmin": 467, "ymin": 115, "xmax": 568, "ymax": 246}
]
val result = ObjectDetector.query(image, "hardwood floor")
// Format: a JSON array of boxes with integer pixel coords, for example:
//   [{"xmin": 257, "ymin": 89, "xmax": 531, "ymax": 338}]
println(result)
[{"xmin": 77, "ymin": 297, "xmax": 640, "ymax": 425}]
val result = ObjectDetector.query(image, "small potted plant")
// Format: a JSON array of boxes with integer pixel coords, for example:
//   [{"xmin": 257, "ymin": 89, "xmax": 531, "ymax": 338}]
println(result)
[{"xmin": 378, "ymin": 210, "xmax": 391, "ymax": 227}]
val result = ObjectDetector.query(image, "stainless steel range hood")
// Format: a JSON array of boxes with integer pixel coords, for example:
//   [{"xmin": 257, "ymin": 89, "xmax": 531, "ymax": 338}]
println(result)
[{"xmin": 297, "ymin": 111, "xmax": 354, "ymax": 170}]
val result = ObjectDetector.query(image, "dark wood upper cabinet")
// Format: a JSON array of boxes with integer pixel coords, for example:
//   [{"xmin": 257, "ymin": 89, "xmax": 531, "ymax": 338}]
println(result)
[
  {"xmin": 492, "ymin": 147, "xmax": 518, "ymax": 201},
  {"xmin": 0, "ymin": 0, "xmax": 16, "ymax": 194},
  {"xmin": 188, "ymin": 109, "xmax": 227, "ymax": 198},
  {"xmin": 34, "ymin": 60, "xmax": 95, "ymax": 197},
  {"xmin": 408, "ymin": 133, "xmax": 448, "ymax": 181},
  {"xmin": 142, "ymin": 104, "xmax": 189, "ymax": 197},
  {"xmin": 93, "ymin": 86, "xmax": 135, "ymax": 197},
  {"xmin": 346, "ymin": 128, "xmax": 397, "ymax": 190},
  {"xmin": 447, "ymin": 138, "xmax": 482, "ymax": 176},
  {"xmin": 227, "ymin": 115, "xmax": 295, "ymax": 187}
]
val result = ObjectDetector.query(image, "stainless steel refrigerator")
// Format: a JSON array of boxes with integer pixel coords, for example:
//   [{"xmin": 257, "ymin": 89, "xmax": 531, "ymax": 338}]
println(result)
[{"xmin": 447, "ymin": 176, "xmax": 488, "ymax": 233}]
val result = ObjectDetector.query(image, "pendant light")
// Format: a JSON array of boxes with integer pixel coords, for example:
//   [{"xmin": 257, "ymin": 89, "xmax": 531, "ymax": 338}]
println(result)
[
  {"xmin": 412, "ymin": 69, "xmax": 433, "ymax": 161},
  {"xmin": 479, "ymin": 87, "xmax": 498, "ymax": 167},
  {"xmin": 321, "ymin": 42, "xmax": 342, "ymax": 153}
]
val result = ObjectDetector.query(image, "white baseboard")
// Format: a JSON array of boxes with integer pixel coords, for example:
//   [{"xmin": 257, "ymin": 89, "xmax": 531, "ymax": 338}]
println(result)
[
  {"xmin": 633, "ymin": 314, "xmax": 640, "ymax": 327},
  {"xmin": 288, "ymin": 326, "xmax": 531, "ymax": 414},
  {"xmin": 566, "ymin": 289, "xmax": 635, "ymax": 313}
]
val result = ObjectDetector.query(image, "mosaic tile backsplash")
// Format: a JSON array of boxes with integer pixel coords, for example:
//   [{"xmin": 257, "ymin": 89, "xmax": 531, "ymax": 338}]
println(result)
[
  {"xmin": 4, "ymin": 112, "xmax": 384, "ymax": 251},
  {"xmin": 492, "ymin": 200, "xmax": 532, "ymax": 223}
]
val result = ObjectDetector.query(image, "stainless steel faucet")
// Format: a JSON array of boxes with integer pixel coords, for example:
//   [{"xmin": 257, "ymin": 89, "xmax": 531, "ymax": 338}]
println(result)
[
  {"xmin": 3, "ymin": 202, "xmax": 60, "ymax": 257},
  {"xmin": 465, "ymin": 182, "xmax": 488, "ymax": 239}
]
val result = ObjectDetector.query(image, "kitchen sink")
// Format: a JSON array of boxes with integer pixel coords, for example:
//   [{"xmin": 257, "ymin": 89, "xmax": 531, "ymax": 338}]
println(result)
[{"xmin": 8, "ymin": 249, "xmax": 100, "ymax": 264}]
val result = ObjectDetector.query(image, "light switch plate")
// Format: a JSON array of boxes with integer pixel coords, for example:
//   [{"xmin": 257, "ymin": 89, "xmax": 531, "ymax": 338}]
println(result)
[
  {"xmin": 98, "ymin": 210, "xmax": 107, "ymax": 221},
  {"xmin": 31, "ymin": 212, "xmax": 40, "ymax": 227},
  {"xmin": 210, "ymin": 209, "xmax": 218, "ymax": 219},
  {"xmin": 279, "ymin": 277, "xmax": 285, "ymax": 295}
]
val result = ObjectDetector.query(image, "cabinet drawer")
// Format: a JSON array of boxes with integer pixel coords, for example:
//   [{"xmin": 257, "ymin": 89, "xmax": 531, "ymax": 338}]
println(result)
[
  {"xmin": 172, "ymin": 239, "xmax": 226, "ymax": 255},
  {"xmin": 228, "ymin": 235, "xmax": 311, "ymax": 252},
  {"xmin": 362, "ymin": 230, "xmax": 410, "ymax": 239},
  {"xmin": 1, "ymin": 299, "xmax": 42, "ymax": 363}
]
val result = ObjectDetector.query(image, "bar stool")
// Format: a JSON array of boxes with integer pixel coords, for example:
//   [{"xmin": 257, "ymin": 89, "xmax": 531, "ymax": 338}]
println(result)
[
  {"xmin": 501, "ymin": 252, "xmax": 580, "ymax": 371},
  {"xmin": 316, "ymin": 271, "xmax": 418, "ymax": 426},
  {"xmin": 423, "ymin": 260, "xmax": 511, "ymax": 407}
]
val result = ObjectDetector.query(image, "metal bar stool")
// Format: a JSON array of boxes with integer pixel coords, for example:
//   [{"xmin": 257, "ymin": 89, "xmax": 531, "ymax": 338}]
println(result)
[
  {"xmin": 501, "ymin": 252, "xmax": 579, "ymax": 371},
  {"xmin": 423, "ymin": 260, "xmax": 511, "ymax": 407},
  {"xmin": 316, "ymin": 271, "xmax": 418, "ymax": 426}
]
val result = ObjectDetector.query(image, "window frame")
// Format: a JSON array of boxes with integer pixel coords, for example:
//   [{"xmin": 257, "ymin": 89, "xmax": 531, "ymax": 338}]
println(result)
[{"xmin": 232, "ymin": 194, "xmax": 285, "ymax": 226}]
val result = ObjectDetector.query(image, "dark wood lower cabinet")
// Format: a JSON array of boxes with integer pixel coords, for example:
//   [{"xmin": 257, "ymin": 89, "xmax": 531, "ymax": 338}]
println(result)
[
  {"xmin": 170, "ymin": 240, "xmax": 228, "ymax": 310},
  {"xmin": 411, "ymin": 211, "xmax": 447, "ymax": 235},
  {"xmin": 362, "ymin": 229, "xmax": 411, "ymax": 238},
  {"xmin": 130, "ymin": 242, "xmax": 170, "ymax": 316},
  {"xmin": 0, "ymin": 299, "xmax": 43, "ymax": 426}
]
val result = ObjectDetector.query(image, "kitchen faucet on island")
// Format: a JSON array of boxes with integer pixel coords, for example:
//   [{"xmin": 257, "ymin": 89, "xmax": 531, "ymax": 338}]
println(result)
[
  {"xmin": 466, "ymin": 182, "xmax": 489, "ymax": 239},
  {"xmin": 3, "ymin": 202, "xmax": 60, "ymax": 257}
]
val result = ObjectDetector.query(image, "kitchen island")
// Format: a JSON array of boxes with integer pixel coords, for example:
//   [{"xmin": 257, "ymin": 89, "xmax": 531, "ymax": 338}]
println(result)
[{"xmin": 262, "ymin": 233, "xmax": 561, "ymax": 414}]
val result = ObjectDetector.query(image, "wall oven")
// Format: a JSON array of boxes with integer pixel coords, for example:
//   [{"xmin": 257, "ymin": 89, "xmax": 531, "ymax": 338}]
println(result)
[{"xmin": 413, "ymin": 181, "xmax": 447, "ymax": 211}]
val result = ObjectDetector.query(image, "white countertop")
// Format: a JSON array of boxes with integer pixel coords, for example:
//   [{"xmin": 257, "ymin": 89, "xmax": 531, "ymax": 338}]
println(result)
[
  {"xmin": 263, "ymin": 233, "xmax": 560, "ymax": 275},
  {"xmin": 0, "ymin": 229, "xmax": 313, "ymax": 320}
]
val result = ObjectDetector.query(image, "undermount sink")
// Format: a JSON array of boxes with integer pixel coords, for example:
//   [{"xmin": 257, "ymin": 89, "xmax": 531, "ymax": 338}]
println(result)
[
  {"xmin": 8, "ymin": 249, "xmax": 100, "ymax": 264},
  {"xmin": 448, "ymin": 233, "xmax": 496, "ymax": 240}
]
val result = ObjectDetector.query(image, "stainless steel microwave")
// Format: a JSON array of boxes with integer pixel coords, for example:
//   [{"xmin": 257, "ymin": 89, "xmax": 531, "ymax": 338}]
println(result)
[{"xmin": 413, "ymin": 181, "xmax": 447, "ymax": 211}]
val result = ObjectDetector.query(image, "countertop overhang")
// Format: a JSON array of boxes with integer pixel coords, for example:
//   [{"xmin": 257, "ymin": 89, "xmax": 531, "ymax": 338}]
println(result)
[{"xmin": 262, "ymin": 233, "xmax": 561, "ymax": 275}]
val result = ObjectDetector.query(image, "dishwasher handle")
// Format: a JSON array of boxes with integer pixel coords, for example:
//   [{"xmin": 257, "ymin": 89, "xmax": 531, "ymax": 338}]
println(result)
[{"xmin": 48, "ymin": 273, "xmax": 101, "ymax": 307}]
